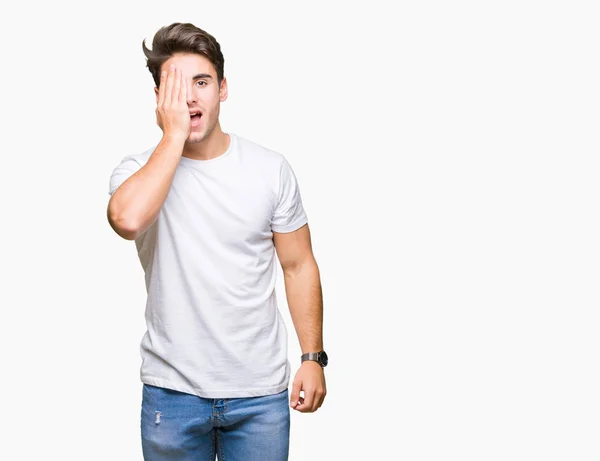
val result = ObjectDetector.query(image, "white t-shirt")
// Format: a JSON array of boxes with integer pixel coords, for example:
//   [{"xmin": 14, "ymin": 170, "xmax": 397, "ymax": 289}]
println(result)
[{"xmin": 108, "ymin": 132, "xmax": 308, "ymax": 398}]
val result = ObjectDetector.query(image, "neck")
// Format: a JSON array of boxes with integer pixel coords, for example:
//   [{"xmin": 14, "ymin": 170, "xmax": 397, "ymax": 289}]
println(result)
[{"xmin": 182, "ymin": 122, "xmax": 230, "ymax": 161}]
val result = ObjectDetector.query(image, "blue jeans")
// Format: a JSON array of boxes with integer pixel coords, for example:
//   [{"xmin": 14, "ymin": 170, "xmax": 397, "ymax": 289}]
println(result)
[{"xmin": 141, "ymin": 384, "xmax": 290, "ymax": 461}]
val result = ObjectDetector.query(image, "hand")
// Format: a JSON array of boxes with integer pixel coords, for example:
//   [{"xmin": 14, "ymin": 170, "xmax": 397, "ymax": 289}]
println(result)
[
  {"xmin": 289, "ymin": 361, "xmax": 327, "ymax": 413},
  {"xmin": 155, "ymin": 65, "xmax": 190, "ymax": 141}
]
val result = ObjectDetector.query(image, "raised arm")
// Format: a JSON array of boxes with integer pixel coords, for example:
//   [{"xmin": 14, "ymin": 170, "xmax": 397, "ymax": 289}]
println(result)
[{"xmin": 107, "ymin": 66, "xmax": 190, "ymax": 240}]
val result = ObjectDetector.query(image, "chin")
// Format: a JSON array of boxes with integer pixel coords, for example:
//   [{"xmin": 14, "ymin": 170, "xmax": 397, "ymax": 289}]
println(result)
[{"xmin": 186, "ymin": 131, "xmax": 206, "ymax": 144}]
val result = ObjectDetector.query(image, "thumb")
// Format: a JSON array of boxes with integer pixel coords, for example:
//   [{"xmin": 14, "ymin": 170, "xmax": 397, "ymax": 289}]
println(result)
[{"xmin": 290, "ymin": 379, "xmax": 302, "ymax": 408}]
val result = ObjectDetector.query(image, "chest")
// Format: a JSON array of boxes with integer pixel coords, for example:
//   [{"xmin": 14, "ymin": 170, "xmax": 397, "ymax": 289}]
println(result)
[{"xmin": 162, "ymin": 164, "xmax": 276, "ymax": 241}]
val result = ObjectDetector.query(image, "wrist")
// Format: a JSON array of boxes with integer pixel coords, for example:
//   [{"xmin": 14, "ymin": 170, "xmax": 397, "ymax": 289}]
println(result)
[
  {"xmin": 301, "ymin": 360, "xmax": 323, "ymax": 369},
  {"xmin": 300, "ymin": 350, "xmax": 328, "ymax": 368},
  {"xmin": 162, "ymin": 132, "xmax": 188, "ymax": 145}
]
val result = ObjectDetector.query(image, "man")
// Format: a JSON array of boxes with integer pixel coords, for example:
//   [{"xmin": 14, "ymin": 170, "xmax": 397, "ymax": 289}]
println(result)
[{"xmin": 106, "ymin": 22, "xmax": 327, "ymax": 461}]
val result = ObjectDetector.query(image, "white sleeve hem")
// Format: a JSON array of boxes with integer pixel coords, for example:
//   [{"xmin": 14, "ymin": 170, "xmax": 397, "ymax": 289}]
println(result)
[{"xmin": 271, "ymin": 217, "xmax": 308, "ymax": 234}]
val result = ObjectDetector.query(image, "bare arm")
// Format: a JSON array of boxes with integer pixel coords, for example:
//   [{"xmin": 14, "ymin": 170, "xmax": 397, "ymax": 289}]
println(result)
[
  {"xmin": 107, "ymin": 135, "xmax": 185, "ymax": 240},
  {"xmin": 274, "ymin": 223, "xmax": 326, "ymax": 412},
  {"xmin": 273, "ymin": 223, "xmax": 324, "ymax": 354},
  {"xmin": 107, "ymin": 65, "xmax": 191, "ymax": 240}
]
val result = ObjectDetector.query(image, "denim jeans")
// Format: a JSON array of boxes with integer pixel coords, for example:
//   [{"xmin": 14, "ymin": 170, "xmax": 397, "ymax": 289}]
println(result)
[{"xmin": 141, "ymin": 384, "xmax": 290, "ymax": 461}]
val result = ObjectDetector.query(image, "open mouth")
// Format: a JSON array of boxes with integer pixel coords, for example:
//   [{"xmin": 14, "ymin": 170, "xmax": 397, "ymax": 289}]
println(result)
[{"xmin": 190, "ymin": 111, "xmax": 203, "ymax": 127}]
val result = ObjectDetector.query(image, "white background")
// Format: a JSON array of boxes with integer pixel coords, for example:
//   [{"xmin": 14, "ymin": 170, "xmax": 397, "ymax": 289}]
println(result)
[{"xmin": 1, "ymin": 0, "xmax": 598, "ymax": 460}]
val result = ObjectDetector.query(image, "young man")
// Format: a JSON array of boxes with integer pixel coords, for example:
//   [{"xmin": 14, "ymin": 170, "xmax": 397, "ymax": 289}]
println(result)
[{"xmin": 106, "ymin": 22, "xmax": 327, "ymax": 460}]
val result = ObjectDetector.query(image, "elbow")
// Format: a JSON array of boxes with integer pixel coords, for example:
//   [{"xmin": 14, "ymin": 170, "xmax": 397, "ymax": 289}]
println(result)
[
  {"xmin": 109, "ymin": 214, "xmax": 139, "ymax": 240},
  {"xmin": 117, "ymin": 225, "xmax": 139, "ymax": 241},
  {"xmin": 107, "ymin": 203, "xmax": 140, "ymax": 241},
  {"xmin": 282, "ymin": 257, "xmax": 319, "ymax": 278}
]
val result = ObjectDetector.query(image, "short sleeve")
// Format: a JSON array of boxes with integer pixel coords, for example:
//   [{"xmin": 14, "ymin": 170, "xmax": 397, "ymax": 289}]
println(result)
[
  {"xmin": 271, "ymin": 157, "xmax": 308, "ymax": 233},
  {"xmin": 108, "ymin": 156, "xmax": 143, "ymax": 196}
]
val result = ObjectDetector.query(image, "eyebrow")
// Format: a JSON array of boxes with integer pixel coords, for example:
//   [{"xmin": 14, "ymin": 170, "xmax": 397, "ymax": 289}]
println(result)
[{"xmin": 192, "ymin": 73, "xmax": 213, "ymax": 80}]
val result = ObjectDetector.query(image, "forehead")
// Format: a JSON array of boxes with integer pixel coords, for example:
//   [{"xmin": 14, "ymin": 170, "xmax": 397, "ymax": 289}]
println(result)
[{"xmin": 160, "ymin": 53, "xmax": 216, "ymax": 78}]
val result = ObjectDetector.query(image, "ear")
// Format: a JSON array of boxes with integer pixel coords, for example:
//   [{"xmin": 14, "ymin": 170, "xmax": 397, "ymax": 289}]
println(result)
[
  {"xmin": 219, "ymin": 76, "xmax": 228, "ymax": 102},
  {"xmin": 154, "ymin": 87, "xmax": 159, "ymax": 103}
]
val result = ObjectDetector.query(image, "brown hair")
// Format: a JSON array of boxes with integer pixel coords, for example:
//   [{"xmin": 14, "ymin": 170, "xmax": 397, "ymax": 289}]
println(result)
[{"xmin": 142, "ymin": 22, "xmax": 225, "ymax": 87}]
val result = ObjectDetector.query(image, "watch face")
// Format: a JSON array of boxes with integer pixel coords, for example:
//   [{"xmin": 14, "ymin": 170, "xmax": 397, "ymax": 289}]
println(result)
[{"xmin": 319, "ymin": 351, "xmax": 328, "ymax": 366}]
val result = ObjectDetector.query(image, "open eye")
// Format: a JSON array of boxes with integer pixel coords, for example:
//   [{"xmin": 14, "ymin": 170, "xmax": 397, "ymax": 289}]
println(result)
[{"xmin": 195, "ymin": 81, "xmax": 207, "ymax": 87}]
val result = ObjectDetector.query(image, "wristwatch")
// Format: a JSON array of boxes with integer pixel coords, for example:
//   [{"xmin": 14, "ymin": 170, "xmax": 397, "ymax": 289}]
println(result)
[{"xmin": 301, "ymin": 350, "xmax": 328, "ymax": 367}]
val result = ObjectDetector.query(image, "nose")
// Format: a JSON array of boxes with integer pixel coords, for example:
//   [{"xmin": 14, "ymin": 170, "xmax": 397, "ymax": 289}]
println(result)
[{"xmin": 186, "ymin": 78, "xmax": 196, "ymax": 105}]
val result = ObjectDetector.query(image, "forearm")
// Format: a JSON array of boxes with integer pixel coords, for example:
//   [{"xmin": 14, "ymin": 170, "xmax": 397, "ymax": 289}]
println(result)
[
  {"xmin": 283, "ymin": 259, "xmax": 324, "ymax": 354},
  {"xmin": 107, "ymin": 135, "xmax": 185, "ymax": 240}
]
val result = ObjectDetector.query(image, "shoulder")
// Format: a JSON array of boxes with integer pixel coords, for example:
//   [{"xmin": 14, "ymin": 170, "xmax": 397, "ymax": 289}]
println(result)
[
  {"xmin": 108, "ymin": 145, "xmax": 157, "ymax": 195},
  {"xmin": 116, "ymin": 145, "xmax": 156, "ymax": 168},
  {"xmin": 234, "ymin": 133, "xmax": 288, "ymax": 167}
]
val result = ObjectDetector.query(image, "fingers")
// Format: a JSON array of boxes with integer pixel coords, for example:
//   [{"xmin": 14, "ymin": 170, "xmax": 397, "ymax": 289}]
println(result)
[
  {"xmin": 179, "ymin": 73, "xmax": 187, "ymax": 103},
  {"xmin": 317, "ymin": 387, "xmax": 326, "ymax": 409},
  {"xmin": 154, "ymin": 65, "xmax": 190, "ymax": 139},
  {"xmin": 291, "ymin": 385, "xmax": 326, "ymax": 413},
  {"xmin": 290, "ymin": 380, "xmax": 302, "ymax": 409},
  {"xmin": 295, "ymin": 388, "xmax": 316, "ymax": 412},
  {"xmin": 157, "ymin": 70, "xmax": 167, "ymax": 106},
  {"xmin": 164, "ymin": 65, "xmax": 175, "ymax": 107},
  {"xmin": 172, "ymin": 67, "xmax": 181, "ymax": 105},
  {"xmin": 158, "ymin": 67, "xmax": 186, "ymax": 106}
]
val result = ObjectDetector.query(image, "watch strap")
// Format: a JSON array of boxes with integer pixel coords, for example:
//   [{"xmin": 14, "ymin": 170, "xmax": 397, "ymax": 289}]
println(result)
[{"xmin": 301, "ymin": 352, "xmax": 321, "ymax": 362}]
